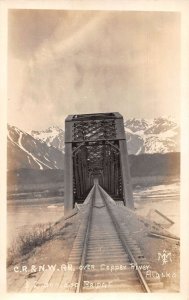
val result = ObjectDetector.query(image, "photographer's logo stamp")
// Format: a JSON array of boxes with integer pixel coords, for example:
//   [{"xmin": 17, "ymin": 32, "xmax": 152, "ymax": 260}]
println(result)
[{"xmin": 158, "ymin": 250, "xmax": 172, "ymax": 265}]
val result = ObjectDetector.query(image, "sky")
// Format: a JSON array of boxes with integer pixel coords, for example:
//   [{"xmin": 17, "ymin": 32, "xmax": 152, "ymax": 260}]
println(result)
[{"xmin": 8, "ymin": 10, "xmax": 180, "ymax": 131}]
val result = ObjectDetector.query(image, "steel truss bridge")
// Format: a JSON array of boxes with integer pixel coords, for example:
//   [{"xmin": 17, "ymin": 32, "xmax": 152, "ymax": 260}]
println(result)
[
  {"xmin": 64, "ymin": 112, "xmax": 134, "ymax": 215},
  {"xmin": 9, "ymin": 113, "xmax": 166, "ymax": 293}
]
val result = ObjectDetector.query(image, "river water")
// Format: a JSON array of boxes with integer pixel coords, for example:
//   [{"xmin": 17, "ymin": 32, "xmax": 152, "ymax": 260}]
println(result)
[
  {"xmin": 133, "ymin": 181, "xmax": 180, "ymax": 236},
  {"xmin": 7, "ymin": 181, "xmax": 180, "ymax": 247}
]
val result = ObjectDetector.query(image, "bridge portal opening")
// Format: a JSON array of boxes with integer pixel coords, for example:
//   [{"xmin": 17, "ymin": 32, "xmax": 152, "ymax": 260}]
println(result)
[
  {"xmin": 64, "ymin": 112, "xmax": 134, "ymax": 215},
  {"xmin": 93, "ymin": 177, "xmax": 99, "ymax": 185}
]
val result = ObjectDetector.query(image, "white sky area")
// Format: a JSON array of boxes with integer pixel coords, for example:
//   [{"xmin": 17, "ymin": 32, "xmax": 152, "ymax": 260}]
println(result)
[{"xmin": 8, "ymin": 10, "xmax": 180, "ymax": 131}]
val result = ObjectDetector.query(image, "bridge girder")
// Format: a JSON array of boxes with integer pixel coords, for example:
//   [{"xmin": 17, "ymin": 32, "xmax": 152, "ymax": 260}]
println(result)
[{"xmin": 64, "ymin": 112, "xmax": 134, "ymax": 215}]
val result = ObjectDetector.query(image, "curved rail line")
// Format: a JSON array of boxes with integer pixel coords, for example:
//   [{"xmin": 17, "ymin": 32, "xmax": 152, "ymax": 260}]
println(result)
[{"xmin": 62, "ymin": 184, "xmax": 163, "ymax": 293}]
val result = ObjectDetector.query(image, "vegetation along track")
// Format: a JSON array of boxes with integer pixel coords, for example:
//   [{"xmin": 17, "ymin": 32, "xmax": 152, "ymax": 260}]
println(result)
[{"xmin": 62, "ymin": 184, "xmax": 163, "ymax": 293}]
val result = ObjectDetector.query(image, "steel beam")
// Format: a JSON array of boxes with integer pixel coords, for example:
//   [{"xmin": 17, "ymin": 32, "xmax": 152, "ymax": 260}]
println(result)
[
  {"xmin": 64, "ymin": 112, "xmax": 134, "ymax": 215},
  {"xmin": 64, "ymin": 118, "xmax": 74, "ymax": 215},
  {"xmin": 115, "ymin": 117, "xmax": 134, "ymax": 209},
  {"xmin": 119, "ymin": 140, "xmax": 134, "ymax": 209},
  {"xmin": 64, "ymin": 142, "xmax": 74, "ymax": 215}
]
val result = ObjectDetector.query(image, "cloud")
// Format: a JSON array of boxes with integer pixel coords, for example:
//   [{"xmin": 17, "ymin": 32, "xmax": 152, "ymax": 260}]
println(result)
[{"xmin": 8, "ymin": 10, "xmax": 180, "ymax": 131}]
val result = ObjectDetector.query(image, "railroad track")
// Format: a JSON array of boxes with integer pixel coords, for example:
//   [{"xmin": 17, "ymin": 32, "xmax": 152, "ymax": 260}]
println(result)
[{"xmin": 61, "ymin": 184, "xmax": 163, "ymax": 293}]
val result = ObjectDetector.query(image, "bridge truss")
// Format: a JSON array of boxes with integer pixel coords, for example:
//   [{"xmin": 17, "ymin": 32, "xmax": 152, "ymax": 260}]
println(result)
[{"xmin": 64, "ymin": 112, "xmax": 134, "ymax": 214}]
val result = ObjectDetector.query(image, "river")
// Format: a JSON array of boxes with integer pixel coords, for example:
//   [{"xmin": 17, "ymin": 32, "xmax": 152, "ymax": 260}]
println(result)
[{"xmin": 7, "ymin": 181, "xmax": 180, "ymax": 247}]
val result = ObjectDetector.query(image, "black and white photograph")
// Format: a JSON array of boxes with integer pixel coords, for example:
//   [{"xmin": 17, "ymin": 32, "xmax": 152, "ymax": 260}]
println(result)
[{"xmin": 1, "ymin": 0, "xmax": 189, "ymax": 297}]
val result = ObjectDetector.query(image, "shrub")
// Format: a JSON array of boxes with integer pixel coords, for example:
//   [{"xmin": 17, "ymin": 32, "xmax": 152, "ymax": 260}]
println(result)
[{"xmin": 7, "ymin": 223, "xmax": 53, "ymax": 266}]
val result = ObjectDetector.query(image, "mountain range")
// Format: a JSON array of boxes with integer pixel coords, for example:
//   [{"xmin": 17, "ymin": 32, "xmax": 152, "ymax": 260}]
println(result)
[
  {"xmin": 31, "ymin": 117, "xmax": 179, "ymax": 155},
  {"xmin": 7, "ymin": 117, "xmax": 179, "ymax": 170},
  {"xmin": 7, "ymin": 125, "xmax": 64, "ymax": 170},
  {"xmin": 124, "ymin": 117, "xmax": 179, "ymax": 155}
]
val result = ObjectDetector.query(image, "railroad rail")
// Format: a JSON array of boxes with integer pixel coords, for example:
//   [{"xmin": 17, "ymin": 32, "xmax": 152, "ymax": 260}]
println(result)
[{"xmin": 61, "ymin": 184, "xmax": 163, "ymax": 293}]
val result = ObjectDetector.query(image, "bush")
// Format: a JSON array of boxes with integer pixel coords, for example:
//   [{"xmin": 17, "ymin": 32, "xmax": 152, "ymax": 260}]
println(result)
[{"xmin": 7, "ymin": 223, "xmax": 53, "ymax": 266}]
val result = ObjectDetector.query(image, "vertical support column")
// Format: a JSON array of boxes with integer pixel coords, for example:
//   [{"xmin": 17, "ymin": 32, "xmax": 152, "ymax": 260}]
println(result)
[
  {"xmin": 119, "ymin": 141, "xmax": 134, "ymax": 209},
  {"xmin": 115, "ymin": 117, "xmax": 134, "ymax": 209},
  {"xmin": 64, "ymin": 116, "xmax": 74, "ymax": 216}
]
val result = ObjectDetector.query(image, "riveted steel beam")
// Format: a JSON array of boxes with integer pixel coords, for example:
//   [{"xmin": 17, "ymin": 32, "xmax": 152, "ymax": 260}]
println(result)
[{"xmin": 64, "ymin": 112, "xmax": 134, "ymax": 215}]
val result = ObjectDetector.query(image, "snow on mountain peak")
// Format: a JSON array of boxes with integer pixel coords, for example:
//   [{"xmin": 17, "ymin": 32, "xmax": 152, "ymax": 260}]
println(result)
[
  {"xmin": 144, "ymin": 117, "xmax": 178, "ymax": 135},
  {"xmin": 31, "ymin": 125, "xmax": 64, "ymax": 152},
  {"xmin": 124, "ymin": 118, "xmax": 152, "ymax": 133},
  {"xmin": 46, "ymin": 125, "xmax": 63, "ymax": 133},
  {"xmin": 29, "ymin": 117, "xmax": 179, "ymax": 155},
  {"xmin": 7, "ymin": 124, "xmax": 64, "ymax": 170},
  {"xmin": 124, "ymin": 117, "xmax": 179, "ymax": 154}
]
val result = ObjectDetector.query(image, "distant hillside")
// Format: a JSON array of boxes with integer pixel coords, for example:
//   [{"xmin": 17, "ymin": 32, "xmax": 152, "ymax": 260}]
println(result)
[
  {"xmin": 129, "ymin": 152, "xmax": 180, "ymax": 177},
  {"xmin": 7, "ymin": 125, "xmax": 64, "ymax": 170},
  {"xmin": 7, "ymin": 153, "xmax": 180, "ymax": 190},
  {"xmin": 7, "ymin": 169, "xmax": 64, "ymax": 196},
  {"xmin": 8, "ymin": 117, "xmax": 179, "ymax": 172},
  {"xmin": 7, "ymin": 169, "xmax": 64, "ymax": 186}
]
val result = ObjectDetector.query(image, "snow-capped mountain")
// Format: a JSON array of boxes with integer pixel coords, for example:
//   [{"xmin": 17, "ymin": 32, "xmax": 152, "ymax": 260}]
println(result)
[
  {"xmin": 7, "ymin": 125, "xmax": 64, "ymax": 170},
  {"xmin": 30, "ymin": 117, "xmax": 179, "ymax": 155},
  {"xmin": 124, "ymin": 118, "xmax": 150, "ymax": 133},
  {"xmin": 31, "ymin": 126, "xmax": 64, "ymax": 153},
  {"xmin": 125, "ymin": 117, "xmax": 179, "ymax": 154}
]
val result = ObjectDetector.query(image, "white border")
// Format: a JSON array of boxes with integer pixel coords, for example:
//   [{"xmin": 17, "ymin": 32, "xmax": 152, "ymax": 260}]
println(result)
[{"xmin": 0, "ymin": 1, "xmax": 189, "ymax": 300}]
